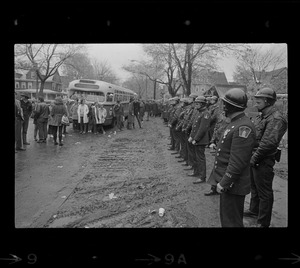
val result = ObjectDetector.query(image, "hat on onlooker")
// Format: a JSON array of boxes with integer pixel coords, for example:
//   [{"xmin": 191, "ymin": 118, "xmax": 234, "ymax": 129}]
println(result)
[
  {"xmin": 21, "ymin": 92, "xmax": 30, "ymax": 99},
  {"xmin": 55, "ymin": 96, "xmax": 63, "ymax": 104}
]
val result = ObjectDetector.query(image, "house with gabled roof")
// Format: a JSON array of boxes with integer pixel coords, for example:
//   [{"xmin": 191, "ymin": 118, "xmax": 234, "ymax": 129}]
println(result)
[
  {"xmin": 15, "ymin": 68, "xmax": 63, "ymax": 92},
  {"xmin": 191, "ymin": 69, "xmax": 229, "ymax": 96}
]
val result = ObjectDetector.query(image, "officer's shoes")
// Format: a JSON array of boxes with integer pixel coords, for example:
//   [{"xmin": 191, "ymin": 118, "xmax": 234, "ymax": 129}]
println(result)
[
  {"xmin": 255, "ymin": 224, "xmax": 269, "ymax": 228},
  {"xmin": 178, "ymin": 160, "xmax": 185, "ymax": 163},
  {"xmin": 184, "ymin": 167, "xmax": 193, "ymax": 170},
  {"xmin": 187, "ymin": 173, "xmax": 199, "ymax": 177},
  {"xmin": 243, "ymin": 209, "xmax": 258, "ymax": 218},
  {"xmin": 175, "ymin": 155, "xmax": 182, "ymax": 158},
  {"xmin": 193, "ymin": 179, "xmax": 206, "ymax": 184},
  {"xmin": 171, "ymin": 152, "xmax": 179, "ymax": 155},
  {"xmin": 204, "ymin": 190, "xmax": 220, "ymax": 196}
]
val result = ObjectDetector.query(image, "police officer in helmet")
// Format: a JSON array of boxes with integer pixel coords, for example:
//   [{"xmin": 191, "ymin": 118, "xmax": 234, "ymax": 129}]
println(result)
[
  {"xmin": 244, "ymin": 87, "xmax": 287, "ymax": 227},
  {"xmin": 209, "ymin": 88, "xmax": 256, "ymax": 227}
]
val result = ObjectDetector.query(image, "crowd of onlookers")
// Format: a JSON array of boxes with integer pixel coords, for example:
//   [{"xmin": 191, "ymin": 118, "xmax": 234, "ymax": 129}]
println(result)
[{"xmin": 15, "ymin": 92, "xmax": 166, "ymax": 151}]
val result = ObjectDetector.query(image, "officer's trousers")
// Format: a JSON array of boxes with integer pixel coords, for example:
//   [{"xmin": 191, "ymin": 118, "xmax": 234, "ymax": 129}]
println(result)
[
  {"xmin": 178, "ymin": 131, "xmax": 186, "ymax": 159},
  {"xmin": 249, "ymin": 157, "xmax": 275, "ymax": 227},
  {"xmin": 183, "ymin": 132, "xmax": 189, "ymax": 162},
  {"xmin": 194, "ymin": 145, "xmax": 206, "ymax": 179},
  {"xmin": 173, "ymin": 129, "xmax": 181, "ymax": 152},
  {"xmin": 170, "ymin": 127, "xmax": 175, "ymax": 149},
  {"xmin": 220, "ymin": 192, "xmax": 245, "ymax": 227},
  {"xmin": 187, "ymin": 141, "xmax": 196, "ymax": 169}
]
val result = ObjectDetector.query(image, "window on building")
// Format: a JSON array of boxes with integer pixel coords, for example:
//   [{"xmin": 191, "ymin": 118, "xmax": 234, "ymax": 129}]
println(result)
[
  {"xmin": 31, "ymin": 71, "xmax": 35, "ymax": 79},
  {"xmin": 15, "ymin": 82, "xmax": 19, "ymax": 88},
  {"xmin": 21, "ymin": 82, "xmax": 26, "ymax": 89},
  {"xmin": 28, "ymin": 82, "xmax": 32, "ymax": 89}
]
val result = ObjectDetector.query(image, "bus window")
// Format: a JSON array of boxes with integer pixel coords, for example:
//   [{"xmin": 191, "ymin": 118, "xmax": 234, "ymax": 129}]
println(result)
[{"xmin": 107, "ymin": 93, "xmax": 114, "ymax": 102}]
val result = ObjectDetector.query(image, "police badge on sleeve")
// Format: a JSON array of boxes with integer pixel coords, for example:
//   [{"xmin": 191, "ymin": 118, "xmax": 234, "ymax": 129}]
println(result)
[{"xmin": 239, "ymin": 126, "xmax": 251, "ymax": 138}]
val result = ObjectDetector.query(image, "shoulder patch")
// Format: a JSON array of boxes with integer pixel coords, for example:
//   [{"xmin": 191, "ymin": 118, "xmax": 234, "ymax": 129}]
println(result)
[
  {"xmin": 239, "ymin": 126, "xmax": 251, "ymax": 138},
  {"xmin": 204, "ymin": 113, "xmax": 209, "ymax": 119}
]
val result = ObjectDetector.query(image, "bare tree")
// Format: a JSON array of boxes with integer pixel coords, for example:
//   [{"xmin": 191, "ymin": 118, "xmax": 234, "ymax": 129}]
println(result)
[
  {"xmin": 233, "ymin": 45, "xmax": 287, "ymax": 94},
  {"xmin": 15, "ymin": 44, "xmax": 84, "ymax": 96},
  {"xmin": 62, "ymin": 52, "xmax": 94, "ymax": 80},
  {"xmin": 91, "ymin": 59, "xmax": 120, "ymax": 84},
  {"xmin": 171, "ymin": 43, "xmax": 244, "ymax": 96},
  {"xmin": 142, "ymin": 44, "xmax": 182, "ymax": 97}
]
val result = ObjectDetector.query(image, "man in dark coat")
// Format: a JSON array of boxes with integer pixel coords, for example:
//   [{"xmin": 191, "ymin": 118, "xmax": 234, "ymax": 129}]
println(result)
[
  {"xmin": 113, "ymin": 100, "xmax": 124, "ymax": 131},
  {"xmin": 133, "ymin": 98, "xmax": 142, "ymax": 128},
  {"xmin": 209, "ymin": 88, "xmax": 256, "ymax": 227},
  {"xmin": 15, "ymin": 91, "xmax": 25, "ymax": 151},
  {"xmin": 35, "ymin": 96, "xmax": 50, "ymax": 143},
  {"xmin": 20, "ymin": 92, "xmax": 33, "ymax": 146},
  {"xmin": 244, "ymin": 87, "xmax": 288, "ymax": 228}
]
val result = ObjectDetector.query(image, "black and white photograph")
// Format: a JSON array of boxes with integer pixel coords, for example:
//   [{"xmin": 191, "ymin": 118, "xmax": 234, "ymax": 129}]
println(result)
[{"xmin": 14, "ymin": 43, "xmax": 288, "ymax": 229}]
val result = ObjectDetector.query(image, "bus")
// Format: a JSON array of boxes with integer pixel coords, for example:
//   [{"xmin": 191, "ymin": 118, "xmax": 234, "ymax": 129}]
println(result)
[{"xmin": 67, "ymin": 79, "xmax": 137, "ymax": 126}]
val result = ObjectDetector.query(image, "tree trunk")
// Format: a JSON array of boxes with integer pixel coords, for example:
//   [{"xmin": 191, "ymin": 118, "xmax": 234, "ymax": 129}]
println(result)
[
  {"xmin": 153, "ymin": 79, "xmax": 157, "ymax": 100},
  {"xmin": 38, "ymin": 80, "xmax": 45, "ymax": 98}
]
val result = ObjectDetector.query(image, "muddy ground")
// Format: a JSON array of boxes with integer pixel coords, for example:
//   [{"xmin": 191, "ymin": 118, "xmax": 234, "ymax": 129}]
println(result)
[{"xmin": 15, "ymin": 116, "xmax": 288, "ymax": 228}]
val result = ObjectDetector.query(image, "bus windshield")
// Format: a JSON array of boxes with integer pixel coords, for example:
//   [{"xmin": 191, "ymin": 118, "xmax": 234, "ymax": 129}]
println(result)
[
  {"xmin": 70, "ymin": 90, "xmax": 105, "ymax": 102},
  {"xmin": 106, "ymin": 92, "xmax": 114, "ymax": 102}
]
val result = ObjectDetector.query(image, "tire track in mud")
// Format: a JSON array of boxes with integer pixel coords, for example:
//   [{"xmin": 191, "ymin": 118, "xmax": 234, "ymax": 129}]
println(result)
[{"xmin": 44, "ymin": 119, "xmax": 194, "ymax": 228}]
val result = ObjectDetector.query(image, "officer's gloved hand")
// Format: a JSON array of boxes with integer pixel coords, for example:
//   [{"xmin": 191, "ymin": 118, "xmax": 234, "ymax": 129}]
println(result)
[
  {"xmin": 209, "ymin": 143, "xmax": 216, "ymax": 150},
  {"xmin": 192, "ymin": 140, "xmax": 196, "ymax": 145},
  {"xmin": 188, "ymin": 137, "xmax": 193, "ymax": 143},
  {"xmin": 250, "ymin": 157, "xmax": 259, "ymax": 168},
  {"xmin": 217, "ymin": 183, "xmax": 227, "ymax": 193}
]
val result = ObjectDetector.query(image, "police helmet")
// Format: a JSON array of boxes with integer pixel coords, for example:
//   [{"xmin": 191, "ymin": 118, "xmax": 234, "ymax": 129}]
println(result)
[
  {"xmin": 221, "ymin": 88, "xmax": 247, "ymax": 109},
  {"xmin": 195, "ymin": 96, "xmax": 207, "ymax": 103},
  {"xmin": 189, "ymin": 93, "xmax": 198, "ymax": 99},
  {"xmin": 254, "ymin": 87, "xmax": 277, "ymax": 101}
]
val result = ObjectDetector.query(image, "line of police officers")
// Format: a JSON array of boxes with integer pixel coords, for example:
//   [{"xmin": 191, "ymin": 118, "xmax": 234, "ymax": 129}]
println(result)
[{"xmin": 164, "ymin": 87, "xmax": 287, "ymax": 227}]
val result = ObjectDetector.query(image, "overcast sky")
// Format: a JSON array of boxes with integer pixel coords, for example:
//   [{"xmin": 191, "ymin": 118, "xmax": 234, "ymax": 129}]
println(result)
[{"xmin": 86, "ymin": 43, "xmax": 287, "ymax": 83}]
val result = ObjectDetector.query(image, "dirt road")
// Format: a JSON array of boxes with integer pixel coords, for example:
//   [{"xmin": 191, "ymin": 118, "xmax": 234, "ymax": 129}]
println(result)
[{"xmin": 15, "ymin": 117, "xmax": 288, "ymax": 228}]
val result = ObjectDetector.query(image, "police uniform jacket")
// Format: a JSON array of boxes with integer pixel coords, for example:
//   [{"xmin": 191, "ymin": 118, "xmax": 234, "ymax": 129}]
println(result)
[
  {"xmin": 176, "ymin": 104, "xmax": 192, "ymax": 130},
  {"xmin": 251, "ymin": 106, "xmax": 288, "ymax": 164},
  {"xmin": 169, "ymin": 105, "xmax": 182, "ymax": 127},
  {"xmin": 189, "ymin": 107, "xmax": 210, "ymax": 145},
  {"xmin": 185, "ymin": 107, "xmax": 201, "ymax": 134},
  {"xmin": 167, "ymin": 105, "xmax": 176, "ymax": 124},
  {"xmin": 208, "ymin": 112, "xmax": 256, "ymax": 195},
  {"xmin": 181, "ymin": 106, "xmax": 195, "ymax": 132},
  {"xmin": 208, "ymin": 103, "xmax": 220, "ymax": 125}
]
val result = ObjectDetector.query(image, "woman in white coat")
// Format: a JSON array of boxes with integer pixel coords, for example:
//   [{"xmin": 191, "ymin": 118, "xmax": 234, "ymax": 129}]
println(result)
[
  {"xmin": 97, "ymin": 103, "xmax": 107, "ymax": 134},
  {"xmin": 77, "ymin": 99, "xmax": 89, "ymax": 134}
]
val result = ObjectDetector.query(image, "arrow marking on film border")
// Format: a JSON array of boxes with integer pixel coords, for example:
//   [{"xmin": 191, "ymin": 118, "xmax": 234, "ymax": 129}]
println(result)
[
  {"xmin": 0, "ymin": 254, "xmax": 22, "ymax": 264},
  {"xmin": 135, "ymin": 254, "xmax": 161, "ymax": 265},
  {"xmin": 278, "ymin": 253, "xmax": 300, "ymax": 264}
]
